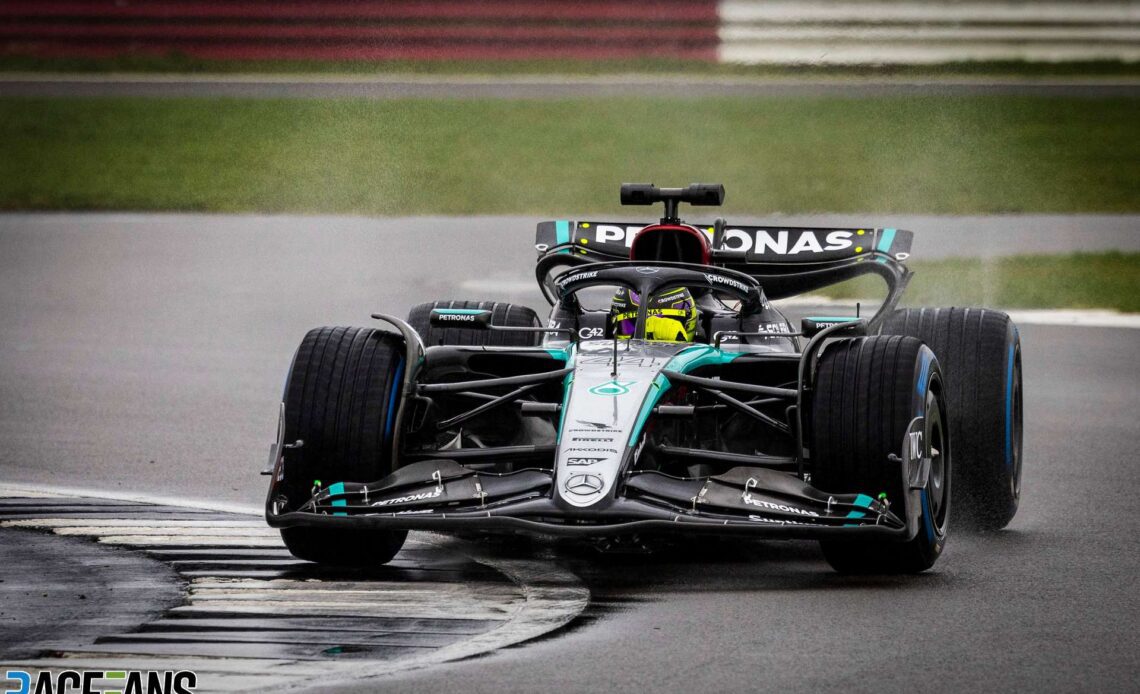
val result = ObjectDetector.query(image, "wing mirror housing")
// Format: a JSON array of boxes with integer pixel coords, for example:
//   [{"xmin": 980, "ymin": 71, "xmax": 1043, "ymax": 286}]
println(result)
[
  {"xmin": 801, "ymin": 316, "xmax": 867, "ymax": 338},
  {"xmin": 429, "ymin": 309, "xmax": 493, "ymax": 329}
]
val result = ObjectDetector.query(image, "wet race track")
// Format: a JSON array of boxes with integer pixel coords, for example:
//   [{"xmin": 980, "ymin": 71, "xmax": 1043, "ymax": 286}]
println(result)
[{"xmin": 1, "ymin": 214, "xmax": 1137, "ymax": 692}]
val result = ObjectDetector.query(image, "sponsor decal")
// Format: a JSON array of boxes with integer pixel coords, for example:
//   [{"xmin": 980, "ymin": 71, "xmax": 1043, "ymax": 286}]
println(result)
[
  {"xmin": 570, "ymin": 437, "xmax": 614, "ymax": 442},
  {"xmin": 720, "ymin": 229, "xmax": 854, "ymax": 255},
  {"xmin": 632, "ymin": 435, "xmax": 647, "ymax": 463},
  {"xmin": 588, "ymin": 380, "xmax": 636, "ymax": 397},
  {"xmin": 811, "ymin": 320, "xmax": 854, "ymax": 330},
  {"xmin": 907, "ymin": 430, "xmax": 924, "ymax": 461},
  {"xmin": 436, "ymin": 313, "xmax": 479, "ymax": 322},
  {"xmin": 555, "ymin": 270, "xmax": 598, "ymax": 289},
  {"xmin": 703, "ymin": 273, "xmax": 751, "ymax": 294},
  {"xmin": 635, "ymin": 266, "xmax": 660, "ymax": 274},
  {"xmin": 3, "ymin": 670, "xmax": 197, "ymax": 694},
  {"xmin": 747, "ymin": 514, "xmax": 812, "ymax": 526},
  {"xmin": 594, "ymin": 224, "xmax": 645, "ymax": 246},
  {"xmin": 564, "ymin": 447, "xmax": 619, "ymax": 454},
  {"xmin": 574, "ymin": 419, "xmax": 612, "ymax": 429},
  {"xmin": 564, "ymin": 473, "xmax": 604, "ymax": 496},
  {"xmin": 371, "ymin": 487, "xmax": 443, "ymax": 507},
  {"xmin": 741, "ymin": 493, "xmax": 820, "ymax": 517},
  {"xmin": 578, "ymin": 326, "xmax": 605, "ymax": 339},
  {"xmin": 591, "ymin": 224, "xmax": 855, "ymax": 257},
  {"xmin": 566, "ymin": 457, "xmax": 606, "ymax": 466},
  {"xmin": 578, "ymin": 355, "xmax": 664, "ymax": 368}
]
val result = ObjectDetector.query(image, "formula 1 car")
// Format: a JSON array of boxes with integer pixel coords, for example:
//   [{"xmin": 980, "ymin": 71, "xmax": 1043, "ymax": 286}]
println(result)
[{"xmin": 263, "ymin": 183, "xmax": 1024, "ymax": 574}]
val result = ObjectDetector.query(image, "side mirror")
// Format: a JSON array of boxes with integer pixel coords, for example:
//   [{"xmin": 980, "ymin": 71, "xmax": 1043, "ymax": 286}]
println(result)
[
  {"xmin": 801, "ymin": 316, "xmax": 866, "ymax": 338},
  {"xmin": 429, "ymin": 309, "xmax": 492, "ymax": 329}
]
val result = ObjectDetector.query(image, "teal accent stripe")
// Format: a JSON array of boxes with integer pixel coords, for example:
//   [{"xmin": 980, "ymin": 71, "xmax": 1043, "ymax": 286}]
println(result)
[
  {"xmin": 434, "ymin": 308, "xmax": 491, "ymax": 315},
  {"xmin": 555, "ymin": 220, "xmax": 571, "ymax": 245},
  {"xmin": 806, "ymin": 316, "xmax": 859, "ymax": 322},
  {"xmin": 629, "ymin": 374, "xmax": 670, "ymax": 446},
  {"xmin": 329, "ymin": 482, "xmax": 347, "ymax": 516},
  {"xmin": 554, "ymin": 344, "xmax": 576, "ymax": 444},
  {"xmin": 555, "ymin": 374, "xmax": 573, "ymax": 443},
  {"xmin": 877, "ymin": 228, "xmax": 897, "ymax": 253},
  {"xmin": 845, "ymin": 493, "xmax": 874, "ymax": 520}
]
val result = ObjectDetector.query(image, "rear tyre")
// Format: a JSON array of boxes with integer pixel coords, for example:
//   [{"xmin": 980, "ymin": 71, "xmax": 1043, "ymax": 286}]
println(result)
[
  {"xmin": 277, "ymin": 326, "xmax": 408, "ymax": 566},
  {"xmin": 408, "ymin": 300, "xmax": 542, "ymax": 347},
  {"xmin": 882, "ymin": 308, "xmax": 1022, "ymax": 530},
  {"xmin": 812, "ymin": 336, "xmax": 950, "ymax": 574}
]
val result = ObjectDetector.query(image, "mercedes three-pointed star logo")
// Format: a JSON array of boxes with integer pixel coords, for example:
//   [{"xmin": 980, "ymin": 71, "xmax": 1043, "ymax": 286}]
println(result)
[{"xmin": 564, "ymin": 473, "xmax": 604, "ymax": 496}]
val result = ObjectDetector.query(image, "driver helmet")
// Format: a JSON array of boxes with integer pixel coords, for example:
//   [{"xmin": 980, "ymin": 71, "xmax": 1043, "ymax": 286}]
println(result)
[{"xmin": 610, "ymin": 286, "xmax": 699, "ymax": 342}]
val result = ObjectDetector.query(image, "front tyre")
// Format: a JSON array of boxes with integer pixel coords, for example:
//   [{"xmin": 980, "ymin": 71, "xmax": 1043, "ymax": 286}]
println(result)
[
  {"xmin": 275, "ymin": 326, "xmax": 408, "ymax": 566},
  {"xmin": 883, "ymin": 308, "xmax": 1023, "ymax": 530},
  {"xmin": 812, "ymin": 336, "xmax": 951, "ymax": 574}
]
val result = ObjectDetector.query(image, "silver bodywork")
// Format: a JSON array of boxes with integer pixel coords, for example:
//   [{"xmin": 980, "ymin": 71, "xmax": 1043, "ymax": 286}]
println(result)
[{"xmin": 555, "ymin": 339, "xmax": 687, "ymax": 508}]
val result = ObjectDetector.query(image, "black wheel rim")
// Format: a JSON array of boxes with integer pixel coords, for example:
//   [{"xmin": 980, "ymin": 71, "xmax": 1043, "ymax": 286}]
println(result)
[{"xmin": 926, "ymin": 377, "xmax": 949, "ymax": 535}]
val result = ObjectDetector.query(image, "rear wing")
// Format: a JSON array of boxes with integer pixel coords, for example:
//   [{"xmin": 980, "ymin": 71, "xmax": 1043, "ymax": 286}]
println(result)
[
  {"xmin": 536, "ymin": 220, "xmax": 913, "ymax": 302},
  {"xmin": 536, "ymin": 220, "xmax": 912, "ymax": 266}
]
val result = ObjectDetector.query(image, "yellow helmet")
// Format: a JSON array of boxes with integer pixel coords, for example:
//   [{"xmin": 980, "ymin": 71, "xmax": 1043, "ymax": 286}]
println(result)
[{"xmin": 610, "ymin": 287, "xmax": 699, "ymax": 342}]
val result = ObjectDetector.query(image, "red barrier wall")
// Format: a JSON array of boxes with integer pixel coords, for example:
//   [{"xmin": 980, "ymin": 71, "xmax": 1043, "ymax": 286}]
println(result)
[{"xmin": 1, "ymin": 1, "xmax": 719, "ymax": 62}]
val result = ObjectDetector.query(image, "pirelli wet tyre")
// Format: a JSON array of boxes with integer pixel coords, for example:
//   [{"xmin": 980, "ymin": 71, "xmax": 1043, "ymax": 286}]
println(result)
[
  {"xmin": 882, "ymin": 308, "xmax": 1022, "ymax": 531},
  {"xmin": 278, "ymin": 326, "xmax": 408, "ymax": 565},
  {"xmin": 408, "ymin": 300, "xmax": 542, "ymax": 347},
  {"xmin": 812, "ymin": 336, "xmax": 950, "ymax": 574}
]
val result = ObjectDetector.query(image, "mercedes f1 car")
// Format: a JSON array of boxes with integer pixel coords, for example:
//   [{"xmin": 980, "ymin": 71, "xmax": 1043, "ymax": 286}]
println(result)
[{"xmin": 263, "ymin": 183, "xmax": 1024, "ymax": 574}]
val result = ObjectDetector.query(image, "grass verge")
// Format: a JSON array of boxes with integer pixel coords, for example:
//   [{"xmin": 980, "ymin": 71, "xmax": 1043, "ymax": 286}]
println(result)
[
  {"xmin": 819, "ymin": 252, "xmax": 1140, "ymax": 313},
  {"xmin": 3, "ymin": 55, "xmax": 1140, "ymax": 78},
  {"xmin": 1, "ymin": 95, "xmax": 1138, "ymax": 215}
]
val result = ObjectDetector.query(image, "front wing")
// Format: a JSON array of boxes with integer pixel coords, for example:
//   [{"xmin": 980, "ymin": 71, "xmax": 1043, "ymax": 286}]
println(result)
[{"xmin": 267, "ymin": 455, "xmax": 931, "ymax": 543}]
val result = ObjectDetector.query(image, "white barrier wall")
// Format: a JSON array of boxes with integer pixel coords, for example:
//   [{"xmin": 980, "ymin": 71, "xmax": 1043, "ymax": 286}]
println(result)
[{"xmin": 718, "ymin": 1, "xmax": 1140, "ymax": 64}]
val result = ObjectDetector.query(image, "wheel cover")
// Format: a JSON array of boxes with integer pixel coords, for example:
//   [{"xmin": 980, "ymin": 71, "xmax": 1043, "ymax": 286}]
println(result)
[
  {"xmin": 1010, "ymin": 351, "xmax": 1023, "ymax": 499},
  {"xmin": 926, "ymin": 379, "xmax": 950, "ymax": 535}
]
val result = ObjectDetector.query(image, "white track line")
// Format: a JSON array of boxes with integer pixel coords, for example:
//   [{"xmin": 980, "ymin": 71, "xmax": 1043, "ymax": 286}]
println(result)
[
  {"xmin": 0, "ymin": 482, "xmax": 262, "ymax": 515},
  {"xmin": 1004, "ymin": 309, "xmax": 1140, "ymax": 329}
]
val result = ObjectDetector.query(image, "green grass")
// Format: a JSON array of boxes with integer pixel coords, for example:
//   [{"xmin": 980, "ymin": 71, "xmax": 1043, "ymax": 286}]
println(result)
[
  {"xmin": 820, "ymin": 252, "xmax": 1140, "ymax": 313},
  {"xmin": 1, "ymin": 96, "xmax": 1138, "ymax": 215}
]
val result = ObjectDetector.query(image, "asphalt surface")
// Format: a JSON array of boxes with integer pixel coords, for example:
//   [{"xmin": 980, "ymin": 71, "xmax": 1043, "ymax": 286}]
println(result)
[
  {"xmin": 0, "ymin": 525, "xmax": 181, "ymax": 660},
  {"xmin": 1, "ymin": 74, "xmax": 1139, "ymax": 100},
  {"xmin": 1, "ymin": 213, "xmax": 1138, "ymax": 691}
]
